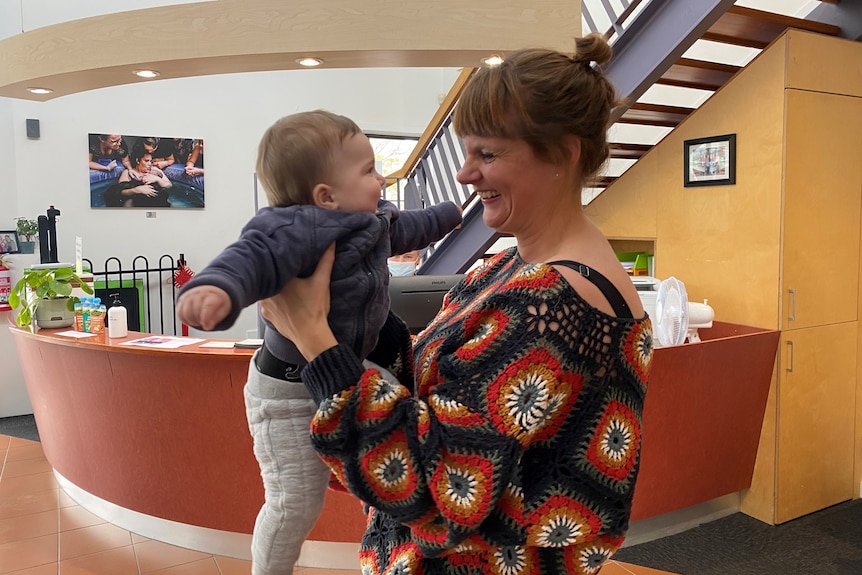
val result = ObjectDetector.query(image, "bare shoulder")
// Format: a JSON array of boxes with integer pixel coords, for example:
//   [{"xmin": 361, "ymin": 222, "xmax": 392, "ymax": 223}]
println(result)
[{"xmin": 550, "ymin": 249, "xmax": 644, "ymax": 319}]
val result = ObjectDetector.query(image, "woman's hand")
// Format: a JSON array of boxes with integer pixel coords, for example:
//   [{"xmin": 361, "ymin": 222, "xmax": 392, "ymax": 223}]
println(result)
[
  {"xmin": 134, "ymin": 185, "xmax": 158, "ymax": 197},
  {"xmin": 260, "ymin": 243, "xmax": 338, "ymax": 361}
]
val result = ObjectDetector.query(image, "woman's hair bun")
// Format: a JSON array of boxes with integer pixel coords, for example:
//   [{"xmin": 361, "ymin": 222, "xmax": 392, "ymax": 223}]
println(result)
[{"xmin": 573, "ymin": 33, "xmax": 613, "ymax": 67}]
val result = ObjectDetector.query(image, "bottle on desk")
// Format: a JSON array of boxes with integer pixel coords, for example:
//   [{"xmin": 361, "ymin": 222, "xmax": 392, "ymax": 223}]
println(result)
[
  {"xmin": 108, "ymin": 293, "xmax": 128, "ymax": 338},
  {"xmin": 90, "ymin": 299, "xmax": 105, "ymax": 334}
]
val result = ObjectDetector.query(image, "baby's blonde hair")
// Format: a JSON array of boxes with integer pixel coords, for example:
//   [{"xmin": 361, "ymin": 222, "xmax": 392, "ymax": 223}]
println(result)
[{"xmin": 256, "ymin": 110, "xmax": 362, "ymax": 206}]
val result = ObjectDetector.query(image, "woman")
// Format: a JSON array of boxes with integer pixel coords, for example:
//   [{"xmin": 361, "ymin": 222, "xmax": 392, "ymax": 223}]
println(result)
[
  {"xmin": 104, "ymin": 143, "xmax": 172, "ymax": 207},
  {"xmin": 164, "ymin": 138, "xmax": 205, "ymax": 190},
  {"xmin": 88, "ymin": 133, "xmax": 130, "ymax": 183},
  {"xmin": 261, "ymin": 33, "xmax": 653, "ymax": 575}
]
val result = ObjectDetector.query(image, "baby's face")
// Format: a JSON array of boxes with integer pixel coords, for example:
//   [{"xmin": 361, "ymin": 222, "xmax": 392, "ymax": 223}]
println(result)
[{"xmin": 328, "ymin": 133, "xmax": 385, "ymax": 213}]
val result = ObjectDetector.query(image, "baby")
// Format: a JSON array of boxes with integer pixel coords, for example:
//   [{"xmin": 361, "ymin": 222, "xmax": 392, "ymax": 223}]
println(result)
[{"xmin": 176, "ymin": 110, "xmax": 461, "ymax": 575}]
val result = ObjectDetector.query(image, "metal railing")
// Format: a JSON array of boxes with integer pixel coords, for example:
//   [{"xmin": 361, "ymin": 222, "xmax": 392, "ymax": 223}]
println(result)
[
  {"xmin": 83, "ymin": 254, "xmax": 182, "ymax": 335},
  {"xmin": 393, "ymin": 0, "xmax": 650, "ymax": 273}
]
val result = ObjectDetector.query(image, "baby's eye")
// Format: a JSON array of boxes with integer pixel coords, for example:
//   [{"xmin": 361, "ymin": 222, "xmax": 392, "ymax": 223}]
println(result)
[{"xmin": 480, "ymin": 151, "xmax": 496, "ymax": 162}]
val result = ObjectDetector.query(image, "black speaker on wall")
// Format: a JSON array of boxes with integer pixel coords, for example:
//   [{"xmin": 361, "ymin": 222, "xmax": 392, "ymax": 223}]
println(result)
[{"xmin": 26, "ymin": 118, "xmax": 40, "ymax": 139}]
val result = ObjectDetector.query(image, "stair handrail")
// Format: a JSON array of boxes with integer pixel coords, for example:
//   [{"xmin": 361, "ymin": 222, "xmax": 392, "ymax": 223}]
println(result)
[
  {"xmin": 391, "ymin": 0, "xmax": 661, "ymax": 273},
  {"xmin": 390, "ymin": 0, "xmax": 652, "ymax": 190},
  {"xmin": 385, "ymin": 67, "xmax": 476, "ymax": 187}
]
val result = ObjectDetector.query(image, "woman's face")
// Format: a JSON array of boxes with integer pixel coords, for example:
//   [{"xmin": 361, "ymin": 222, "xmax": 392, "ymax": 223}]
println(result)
[
  {"xmin": 136, "ymin": 154, "xmax": 153, "ymax": 173},
  {"xmin": 102, "ymin": 135, "xmax": 122, "ymax": 151},
  {"xmin": 456, "ymin": 135, "xmax": 556, "ymax": 236}
]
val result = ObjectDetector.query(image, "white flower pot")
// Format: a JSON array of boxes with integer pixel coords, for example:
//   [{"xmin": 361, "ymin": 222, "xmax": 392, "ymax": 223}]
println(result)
[{"xmin": 35, "ymin": 297, "xmax": 74, "ymax": 328}]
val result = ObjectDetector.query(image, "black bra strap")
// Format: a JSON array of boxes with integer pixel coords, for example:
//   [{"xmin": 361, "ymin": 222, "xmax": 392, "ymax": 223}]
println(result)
[{"xmin": 547, "ymin": 260, "xmax": 634, "ymax": 319}]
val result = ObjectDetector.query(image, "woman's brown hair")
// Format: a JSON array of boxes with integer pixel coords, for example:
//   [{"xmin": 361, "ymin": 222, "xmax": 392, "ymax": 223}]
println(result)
[{"xmin": 454, "ymin": 34, "xmax": 621, "ymax": 187}]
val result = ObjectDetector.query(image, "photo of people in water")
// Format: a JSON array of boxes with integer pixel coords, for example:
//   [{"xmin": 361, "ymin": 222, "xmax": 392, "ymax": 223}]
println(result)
[{"xmin": 88, "ymin": 133, "xmax": 205, "ymax": 209}]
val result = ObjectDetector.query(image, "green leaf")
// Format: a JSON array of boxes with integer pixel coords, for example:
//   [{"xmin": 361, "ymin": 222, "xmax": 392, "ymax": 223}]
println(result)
[
  {"xmin": 17, "ymin": 308, "xmax": 31, "ymax": 327},
  {"xmin": 53, "ymin": 268, "xmax": 74, "ymax": 281}
]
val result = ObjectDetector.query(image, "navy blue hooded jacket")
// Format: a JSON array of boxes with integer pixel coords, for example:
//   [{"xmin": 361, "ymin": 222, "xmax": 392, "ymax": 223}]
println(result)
[{"xmin": 180, "ymin": 199, "xmax": 462, "ymax": 365}]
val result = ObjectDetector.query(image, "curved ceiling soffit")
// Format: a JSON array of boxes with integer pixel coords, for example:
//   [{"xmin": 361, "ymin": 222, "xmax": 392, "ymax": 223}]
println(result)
[{"xmin": 0, "ymin": 0, "xmax": 581, "ymax": 101}]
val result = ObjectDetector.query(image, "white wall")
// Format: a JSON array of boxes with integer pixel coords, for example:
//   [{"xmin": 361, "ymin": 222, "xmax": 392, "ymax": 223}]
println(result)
[{"xmin": 1, "ymin": 66, "xmax": 460, "ymax": 339}]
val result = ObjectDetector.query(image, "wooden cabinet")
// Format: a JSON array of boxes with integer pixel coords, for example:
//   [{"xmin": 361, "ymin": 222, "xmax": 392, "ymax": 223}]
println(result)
[
  {"xmin": 781, "ymin": 90, "xmax": 862, "ymax": 331},
  {"xmin": 776, "ymin": 323, "xmax": 857, "ymax": 523},
  {"xmin": 762, "ymin": 90, "xmax": 862, "ymax": 523}
]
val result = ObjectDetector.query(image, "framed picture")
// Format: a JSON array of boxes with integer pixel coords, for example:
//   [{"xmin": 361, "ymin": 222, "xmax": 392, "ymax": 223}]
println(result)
[
  {"xmin": 684, "ymin": 134, "xmax": 736, "ymax": 187},
  {"xmin": 0, "ymin": 230, "xmax": 21, "ymax": 254},
  {"xmin": 88, "ymin": 133, "xmax": 205, "ymax": 209}
]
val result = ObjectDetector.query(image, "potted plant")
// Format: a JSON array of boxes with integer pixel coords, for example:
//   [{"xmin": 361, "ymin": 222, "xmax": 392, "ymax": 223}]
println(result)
[
  {"xmin": 8, "ymin": 265, "xmax": 93, "ymax": 328},
  {"xmin": 14, "ymin": 217, "xmax": 38, "ymax": 254}
]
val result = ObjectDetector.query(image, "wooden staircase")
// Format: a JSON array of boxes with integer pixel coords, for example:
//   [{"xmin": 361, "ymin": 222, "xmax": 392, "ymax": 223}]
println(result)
[
  {"xmin": 391, "ymin": 1, "xmax": 846, "ymax": 274},
  {"xmin": 602, "ymin": 5, "xmax": 840, "ymax": 192}
]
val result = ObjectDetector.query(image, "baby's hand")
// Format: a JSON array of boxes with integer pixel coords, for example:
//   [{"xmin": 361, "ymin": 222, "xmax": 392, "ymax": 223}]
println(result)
[{"xmin": 176, "ymin": 286, "xmax": 231, "ymax": 331}]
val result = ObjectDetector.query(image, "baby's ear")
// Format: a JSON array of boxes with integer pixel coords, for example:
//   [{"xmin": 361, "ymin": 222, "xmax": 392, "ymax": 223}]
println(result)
[{"xmin": 312, "ymin": 183, "xmax": 338, "ymax": 210}]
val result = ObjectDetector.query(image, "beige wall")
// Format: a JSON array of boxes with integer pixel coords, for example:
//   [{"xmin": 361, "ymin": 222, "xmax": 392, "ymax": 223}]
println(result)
[
  {"xmin": 587, "ymin": 35, "xmax": 788, "ymax": 330},
  {"xmin": 0, "ymin": 0, "xmax": 580, "ymax": 100}
]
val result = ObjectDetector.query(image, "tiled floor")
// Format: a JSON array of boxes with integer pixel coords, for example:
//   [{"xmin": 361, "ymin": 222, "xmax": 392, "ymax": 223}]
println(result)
[{"xmin": 0, "ymin": 434, "xmax": 677, "ymax": 575}]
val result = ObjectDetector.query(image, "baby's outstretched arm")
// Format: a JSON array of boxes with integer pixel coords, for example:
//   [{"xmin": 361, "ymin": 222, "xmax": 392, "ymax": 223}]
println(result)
[{"xmin": 176, "ymin": 285, "xmax": 232, "ymax": 331}]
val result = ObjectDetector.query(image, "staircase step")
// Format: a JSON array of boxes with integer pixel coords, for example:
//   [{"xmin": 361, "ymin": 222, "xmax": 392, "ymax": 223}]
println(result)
[
  {"xmin": 618, "ymin": 102, "xmax": 693, "ymax": 128},
  {"xmin": 657, "ymin": 58, "xmax": 740, "ymax": 91},
  {"xmin": 610, "ymin": 143, "xmax": 652, "ymax": 160},
  {"xmin": 703, "ymin": 5, "xmax": 840, "ymax": 49}
]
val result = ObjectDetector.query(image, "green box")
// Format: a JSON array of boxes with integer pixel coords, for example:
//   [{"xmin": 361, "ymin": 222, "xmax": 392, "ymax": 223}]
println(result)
[{"xmin": 93, "ymin": 278, "xmax": 145, "ymax": 332}]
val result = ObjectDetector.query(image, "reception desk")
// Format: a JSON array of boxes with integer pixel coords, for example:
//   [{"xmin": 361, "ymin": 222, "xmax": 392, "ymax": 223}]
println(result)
[{"xmin": 10, "ymin": 321, "xmax": 778, "ymax": 564}]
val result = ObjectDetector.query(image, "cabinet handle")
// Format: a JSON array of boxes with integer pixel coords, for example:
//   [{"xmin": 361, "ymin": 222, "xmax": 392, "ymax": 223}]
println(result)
[
  {"xmin": 788, "ymin": 288, "xmax": 796, "ymax": 322},
  {"xmin": 786, "ymin": 340, "xmax": 794, "ymax": 372}
]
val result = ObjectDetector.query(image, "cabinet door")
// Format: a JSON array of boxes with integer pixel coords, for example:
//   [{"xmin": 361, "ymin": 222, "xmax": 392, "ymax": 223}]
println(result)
[
  {"xmin": 776, "ymin": 322, "xmax": 856, "ymax": 523},
  {"xmin": 782, "ymin": 90, "xmax": 862, "ymax": 330}
]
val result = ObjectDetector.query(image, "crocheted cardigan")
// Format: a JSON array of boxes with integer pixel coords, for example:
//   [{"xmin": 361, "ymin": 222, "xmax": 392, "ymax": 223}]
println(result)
[{"xmin": 301, "ymin": 247, "xmax": 653, "ymax": 575}]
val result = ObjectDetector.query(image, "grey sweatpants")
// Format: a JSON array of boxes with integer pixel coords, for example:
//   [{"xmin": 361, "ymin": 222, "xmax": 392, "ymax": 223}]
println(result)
[{"xmin": 244, "ymin": 355, "xmax": 331, "ymax": 575}]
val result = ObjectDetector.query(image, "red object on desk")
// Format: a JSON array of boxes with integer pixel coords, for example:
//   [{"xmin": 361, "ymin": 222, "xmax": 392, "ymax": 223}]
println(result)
[{"xmin": 173, "ymin": 255, "xmax": 196, "ymax": 336}]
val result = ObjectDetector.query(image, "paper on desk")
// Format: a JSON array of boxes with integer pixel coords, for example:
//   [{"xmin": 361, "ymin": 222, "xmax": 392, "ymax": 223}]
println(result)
[
  {"xmin": 120, "ymin": 336, "xmax": 205, "ymax": 349},
  {"xmin": 199, "ymin": 341, "xmax": 237, "ymax": 348},
  {"xmin": 55, "ymin": 330, "xmax": 98, "ymax": 338}
]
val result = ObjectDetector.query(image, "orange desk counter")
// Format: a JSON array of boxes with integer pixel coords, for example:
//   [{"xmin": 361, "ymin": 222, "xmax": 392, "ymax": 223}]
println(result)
[
  {"xmin": 9, "ymin": 327, "xmax": 368, "ymax": 562},
  {"xmin": 10, "ymin": 321, "xmax": 778, "ymax": 559}
]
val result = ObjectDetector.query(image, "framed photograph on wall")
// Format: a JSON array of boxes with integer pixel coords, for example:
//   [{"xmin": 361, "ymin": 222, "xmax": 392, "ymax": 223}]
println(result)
[
  {"xmin": 684, "ymin": 134, "xmax": 736, "ymax": 187},
  {"xmin": 88, "ymin": 134, "xmax": 205, "ymax": 209},
  {"xmin": 0, "ymin": 230, "xmax": 21, "ymax": 254}
]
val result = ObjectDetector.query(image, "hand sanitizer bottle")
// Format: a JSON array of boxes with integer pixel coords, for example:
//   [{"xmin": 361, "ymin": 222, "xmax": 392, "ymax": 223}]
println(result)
[{"xmin": 108, "ymin": 293, "xmax": 128, "ymax": 338}]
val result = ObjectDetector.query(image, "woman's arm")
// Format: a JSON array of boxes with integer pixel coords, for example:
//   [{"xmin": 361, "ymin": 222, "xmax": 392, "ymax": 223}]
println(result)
[
  {"xmin": 153, "ymin": 154, "xmax": 175, "ymax": 170},
  {"xmin": 89, "ymin": 153, "xmax": 116, "ymax": 172},
  {"xmin": 150, "ymin": 167, "xmax": 172, "ymax": 188},
  {"xmin": 116, "ymin": 170, "xmax": 158, "ymax": 198},
  {"xmin": 259, "ymin": 243, "xmax": 339, "ymax": 360},
  {"xmin": 185, "ymin": 142, "xmax": 202, "ymax": 168},
  {"xmin": 261, "ymin": 252, "xmax": 525, "ymax": 557}
]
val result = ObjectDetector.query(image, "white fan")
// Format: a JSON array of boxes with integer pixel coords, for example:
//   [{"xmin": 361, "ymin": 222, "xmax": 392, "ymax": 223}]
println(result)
[
  {"xmin": 654, "ymin": 276, "xmax": 688, "ymax": 347},
  {"xmin": 686, "ymin": 299, "xmax": 715, "ymax": 343}
]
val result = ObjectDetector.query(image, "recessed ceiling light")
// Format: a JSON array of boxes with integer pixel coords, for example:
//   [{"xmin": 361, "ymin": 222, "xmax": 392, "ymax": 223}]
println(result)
[
  {"xmin": 133, "ymin": 69, "xmax": 160, "ymax": 78},
  {"xmin": 296, "ymin": 57, "xmax": 324, "ymax": 67},
  {"xmin": 482, "ymin": 55, "xmax": 504, "ymax": 67},
  {"xmin": 26, "ymin": 87, "xmax": 53, "ymax": 95}
]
